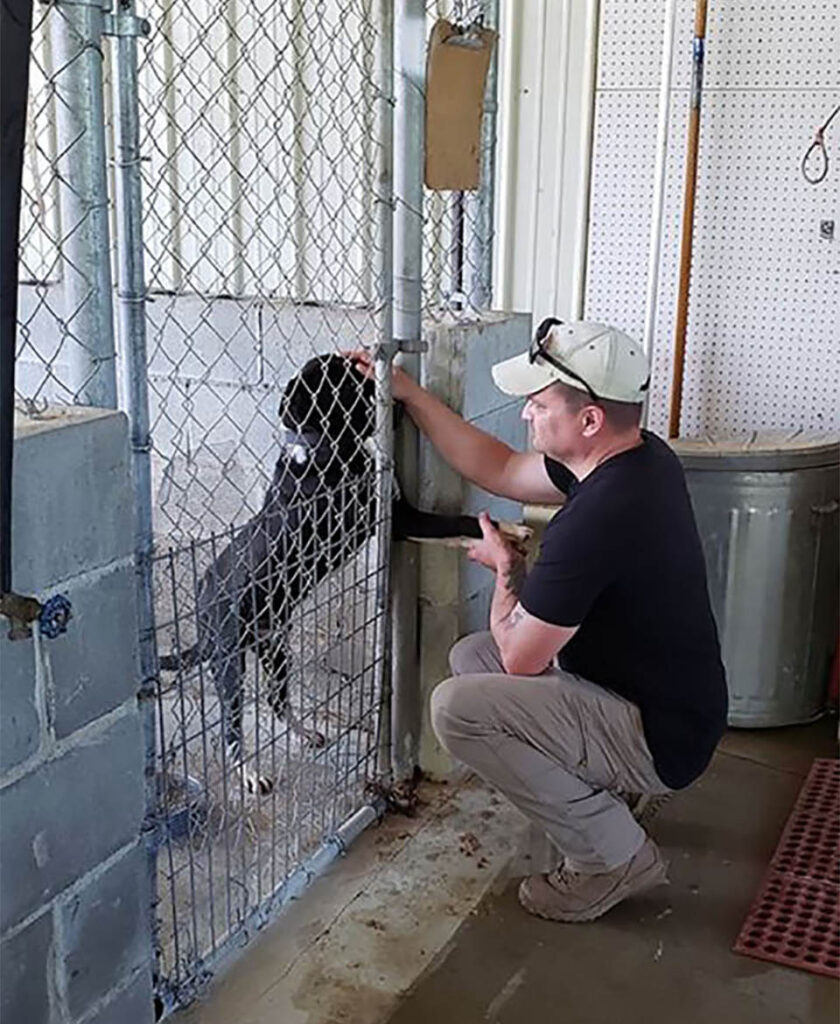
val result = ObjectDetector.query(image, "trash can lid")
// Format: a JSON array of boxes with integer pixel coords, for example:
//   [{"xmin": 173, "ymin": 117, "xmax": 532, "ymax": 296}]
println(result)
[{"xmin": 671, "ymin": 431, "xmax": 840, "ymax": 471}]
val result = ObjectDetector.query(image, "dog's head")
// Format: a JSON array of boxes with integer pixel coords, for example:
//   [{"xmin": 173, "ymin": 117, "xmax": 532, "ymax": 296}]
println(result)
[{"xmin": 278, "ymin": 354, "xmax": 375, "ymax": 448}]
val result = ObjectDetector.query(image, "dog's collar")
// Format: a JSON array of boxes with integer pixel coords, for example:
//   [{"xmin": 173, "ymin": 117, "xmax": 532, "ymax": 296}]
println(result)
[{"xmin": 279, "ymin": 427, "xmax": 331, "ymax": 466}]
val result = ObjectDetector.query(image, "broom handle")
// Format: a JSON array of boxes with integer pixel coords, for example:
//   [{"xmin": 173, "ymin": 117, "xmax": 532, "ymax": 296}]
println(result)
[{"xmin": 669, "ymin": 0, "xmax": 708, "ymax": 439}]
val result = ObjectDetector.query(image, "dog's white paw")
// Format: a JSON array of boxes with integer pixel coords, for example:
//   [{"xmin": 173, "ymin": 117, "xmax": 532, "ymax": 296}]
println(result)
[{"xmin": 241, "ymin": 765, "xmax": 275, "ymax": 796}]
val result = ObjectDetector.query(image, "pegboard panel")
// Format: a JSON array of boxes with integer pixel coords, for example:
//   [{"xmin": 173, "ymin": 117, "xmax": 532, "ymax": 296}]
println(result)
[
  {"xmin": 598, "ymin": 1, "xmax": 840, "ymax": 93},
  {"xmin": 587, "ymin": 0, "xmax": 840, "ymax": 438}
]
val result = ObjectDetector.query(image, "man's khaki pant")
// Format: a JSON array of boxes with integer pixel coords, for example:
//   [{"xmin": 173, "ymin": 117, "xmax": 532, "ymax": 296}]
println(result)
[{"xmin": 430, "ymin": 632, "xmax": 670, "ymax": 874}]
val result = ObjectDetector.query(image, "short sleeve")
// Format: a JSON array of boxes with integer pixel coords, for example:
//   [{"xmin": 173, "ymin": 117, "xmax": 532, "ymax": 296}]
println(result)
[
  {"xmin": 520, "ymin": 501, "xmax": 616, "ymax": 627},
  {"xmin": 544, "ymin": 456, "xmax": 575, "ymax": 494}
]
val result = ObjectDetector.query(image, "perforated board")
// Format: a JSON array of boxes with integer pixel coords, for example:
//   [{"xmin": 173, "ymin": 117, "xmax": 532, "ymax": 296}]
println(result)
[{"xmin": 586, "ymin": 0, "xmax": 840, "ymax": 437}]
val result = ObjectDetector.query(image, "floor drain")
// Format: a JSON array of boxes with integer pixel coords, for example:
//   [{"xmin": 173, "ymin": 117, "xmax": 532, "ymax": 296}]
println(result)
[{"xmin": 734, "ymin": 758, "xmax": 840, "ymax": 979}]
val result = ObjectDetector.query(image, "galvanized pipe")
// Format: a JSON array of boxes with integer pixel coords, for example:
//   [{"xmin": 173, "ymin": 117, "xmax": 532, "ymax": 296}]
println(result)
[
  {"xmin": 51, "ymin": 0, "xmax": 118, "ymax": 408},
  {"xmin": 467, "ymin": 0, "xmax": 499, "ymax": 310},
  {"xmin": 393, "ymin": 0, "xmax": 424, "ymax": 345},
  {"xmin": 159, "ymin": 798, "xmax": 388, "ymax": 1012},
  {"xmin": 390, "ymin": 0, "xmax": 425, "ymax": 780},
  {"xmin": 107, "ymin": 0, "xmax": 160, "ymax": 992},
  {"xmin": 642, "ymin": 0, "xmax": 677, "ymax": 427},
  {"xmin": 374, "ymin": 0, "xmax": 395, "ymax": 778}
]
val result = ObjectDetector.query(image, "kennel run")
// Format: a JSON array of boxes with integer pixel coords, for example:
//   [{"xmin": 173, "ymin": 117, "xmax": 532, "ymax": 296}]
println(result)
[{"xmin": 9, "ymin": 0, "xmax": 499, "ymax": 1012}]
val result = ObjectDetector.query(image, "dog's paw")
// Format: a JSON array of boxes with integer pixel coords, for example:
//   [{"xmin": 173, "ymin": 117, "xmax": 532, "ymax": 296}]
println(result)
[
  {"xmin": 497, "ymin": 521, "xmax": 534, "ymax": 545},
  {"xmin": 305, "ymin": 729, "xmax": 327, "ymax": 749},
  {"xmin": 242, "ymin": 767, "xmax": 275, "ymax": 796}
]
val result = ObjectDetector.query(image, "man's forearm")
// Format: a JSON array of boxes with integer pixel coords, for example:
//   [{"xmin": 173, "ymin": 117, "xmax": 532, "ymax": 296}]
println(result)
[
  {"xmin": 402, "ymin": 385, "xmax": 517, "ymax": 496},
  {"xmin": 489, "ymin": 554, "xmax": 527, "ymax": 656}
]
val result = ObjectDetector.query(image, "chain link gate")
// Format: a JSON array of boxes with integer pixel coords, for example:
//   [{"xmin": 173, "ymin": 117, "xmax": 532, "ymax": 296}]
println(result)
[
  {"xmin": 423, "ymin": 0, "xmax": 498, "ymax": 318},
  {"xmin": 17, "ymin": 0, "xmax": 395, "ymax": 1013},
  {"xmin": 132, "ymin": 0, "xmax": 396, "ymax": 1010},
  {"xmin": 15, "ymin": 0, "xmax": 497, "ymax": 1012}
]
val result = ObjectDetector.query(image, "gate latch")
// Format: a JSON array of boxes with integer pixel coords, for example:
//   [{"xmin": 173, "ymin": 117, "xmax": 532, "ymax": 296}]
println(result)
[{"xmin": 103, "ymin": 11, "xmax": 151, "ymax": 37}]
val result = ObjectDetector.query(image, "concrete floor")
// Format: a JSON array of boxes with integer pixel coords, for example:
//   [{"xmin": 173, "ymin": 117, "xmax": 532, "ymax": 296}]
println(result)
[{"xmin": 186, "ymin": 718, "xmax": 839, "ymax": 1024}]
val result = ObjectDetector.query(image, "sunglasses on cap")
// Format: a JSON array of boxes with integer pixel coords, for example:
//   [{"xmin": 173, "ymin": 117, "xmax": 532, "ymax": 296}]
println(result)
[{"xmin": 528, "ymin": 318, "xmax": 602, "ymax": 403}]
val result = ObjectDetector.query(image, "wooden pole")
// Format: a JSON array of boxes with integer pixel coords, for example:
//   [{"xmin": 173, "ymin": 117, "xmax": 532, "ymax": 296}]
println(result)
[{"xmin": 669, "ymin": 0, "xmax": 708, "ymax": 439}]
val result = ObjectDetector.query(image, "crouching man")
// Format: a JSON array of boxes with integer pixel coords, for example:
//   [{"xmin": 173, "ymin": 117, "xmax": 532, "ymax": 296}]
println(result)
[{"xmin": 357, "ymin": 318, "xmax": 727, "ymax": 922}]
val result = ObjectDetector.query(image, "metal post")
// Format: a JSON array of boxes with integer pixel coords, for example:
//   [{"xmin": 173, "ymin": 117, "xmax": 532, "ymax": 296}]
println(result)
[
  {"xmin": 390, "ymin": 0, "xmax": 425, "ymax": 781},
  {"xmin": 374, "ymin": 0, "xmax": 395, "ymax": 779},
  {"xmin": 106, "ymin": 0, "xmax": 160, "ymax": 991},
  {"xmin": 393, "ymin": 0, "xmax": 425, "ymax": 347},
  {"xmin": 642, "ymin": 0, "xmax": 677, "ymax": 428},
  {"xmin": 51, "ymin": 0, "xmax": 118, "ymax": 408},
  {"xmin": 467, "ymin": 0, "xmax": 499, "ymax": 310}
]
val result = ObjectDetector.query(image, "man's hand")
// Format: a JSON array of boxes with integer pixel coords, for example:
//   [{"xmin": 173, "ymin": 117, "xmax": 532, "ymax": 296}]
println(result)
[
  {"xmin": 343, "ymin": 348, "xmax": 417, "ymax": 403},
  {"xmin": 467, "ymin": 512, "xmax": 526, "ymax": 572}
]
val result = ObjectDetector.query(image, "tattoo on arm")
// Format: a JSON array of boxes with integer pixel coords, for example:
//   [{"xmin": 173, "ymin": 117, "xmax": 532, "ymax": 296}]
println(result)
[
  {"xmin": 503, "ymin": 556, "xmax": 526, "ymax": 598},
  {"xmin": 494, "ymin": 555, "xmax": 527, "ymax": 636}
]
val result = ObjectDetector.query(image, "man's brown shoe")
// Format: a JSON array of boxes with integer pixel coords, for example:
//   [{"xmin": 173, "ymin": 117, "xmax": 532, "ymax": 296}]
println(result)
[{"xmin": 518, "ymin": 837, "xmax": 668, "ymax": 923}]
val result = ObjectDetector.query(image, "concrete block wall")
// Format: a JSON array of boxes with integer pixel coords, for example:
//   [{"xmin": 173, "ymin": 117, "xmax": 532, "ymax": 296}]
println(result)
[
  {"xmin": 0, "ymin": 408, "xmax": 153, "ymax": 1024},
  {"xmin": 416, "ymin": 312, "xmax": 531, "ymax": 777},
  {"xmin": 16, "ymin": 286, "xmax": 378, "ymax": 543}
]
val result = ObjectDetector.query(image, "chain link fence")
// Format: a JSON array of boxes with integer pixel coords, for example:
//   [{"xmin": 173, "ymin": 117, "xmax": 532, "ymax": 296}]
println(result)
[
  {"xmin": 422, "ymin": 0, "xmax": 497, "ymax": 319},
  {"xmin": 17, "ymin": 0, "xmax": 396, "ymax": 1013},
  {"xmin": 14, "ymin": 0, "xmax": 500, "ymax": 1010},
  {"xmin": 17, "ymin": 0, "xmax": 117, "ymax": 410},
  {"xmin": 134, "ymin": 0, "xmax": 394, "ymax": 1008}
]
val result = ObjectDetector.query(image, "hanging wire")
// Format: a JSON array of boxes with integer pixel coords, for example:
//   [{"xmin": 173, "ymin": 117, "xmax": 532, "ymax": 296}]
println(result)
[{"xmin": 800, "ymin": 103, "xmax": 840, "ymax": 185}]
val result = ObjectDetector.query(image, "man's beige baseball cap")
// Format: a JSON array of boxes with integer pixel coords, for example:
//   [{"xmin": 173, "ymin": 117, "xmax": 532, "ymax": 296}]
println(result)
[{"xmin": 491, "ymin": 318, "xmax": 650, "ymax": 404}]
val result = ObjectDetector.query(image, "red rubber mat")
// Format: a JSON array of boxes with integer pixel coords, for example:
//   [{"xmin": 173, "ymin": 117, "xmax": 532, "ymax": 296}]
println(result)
[{"xmin": 733, "ymin": 758, "xmax": 840, "ymax": 979}]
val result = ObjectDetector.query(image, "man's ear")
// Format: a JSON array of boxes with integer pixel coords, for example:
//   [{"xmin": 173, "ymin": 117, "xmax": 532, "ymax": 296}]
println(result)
[{"xmin": 580, "ymin": 403, "xmax": 606, "ymax": 438}]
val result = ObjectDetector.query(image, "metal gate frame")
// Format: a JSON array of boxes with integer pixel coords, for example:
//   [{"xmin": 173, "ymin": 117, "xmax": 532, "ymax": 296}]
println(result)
[
  {"xmin": 105, "ymin": 0, "xmax": 398, "ymax": 1012},
  {"xmin": 15, "ymin": 0, "xmax": 496, "ymax": 1012}
]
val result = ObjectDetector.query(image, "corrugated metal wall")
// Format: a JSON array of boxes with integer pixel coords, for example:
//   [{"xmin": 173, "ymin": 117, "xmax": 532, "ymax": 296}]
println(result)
[{"xmin": 496, "ymin": 0, "xmax": 840, "ymax": 437}]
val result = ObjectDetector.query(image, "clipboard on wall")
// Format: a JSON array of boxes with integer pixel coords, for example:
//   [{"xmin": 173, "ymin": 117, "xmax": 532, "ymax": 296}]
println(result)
[{"xmin": 425, "ymin": 19, "xmax": 497, "ymax": 191}]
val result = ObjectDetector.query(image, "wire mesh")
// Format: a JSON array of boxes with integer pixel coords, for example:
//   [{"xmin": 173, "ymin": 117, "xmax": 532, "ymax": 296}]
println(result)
[
  {"xmin": 152, "ymin": 476, "xmax": 390, "ymax": 1003},
  {"xmin": 422, "ymin": 0, "xmax": 498, "ymax": 320},
  {"xmin": 16, "ymin": 0, "xmax": 395, "ymax": 1009},
  {"xmin": 135, "ymin": 0, "xmax": 395, "ymax": 1007},
  {"xmin": 16, "ymin": 0, "xmax": 117, "ymax": 409},
  {"xmin": 137, "ymin": 0, "xmax": 391, "ymax": 546}
]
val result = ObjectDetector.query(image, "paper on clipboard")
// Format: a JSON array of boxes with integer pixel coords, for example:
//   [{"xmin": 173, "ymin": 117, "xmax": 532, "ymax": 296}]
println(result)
[{"xmin": 425, "ymin": 19, "xmax": 497, "ymax": 191}]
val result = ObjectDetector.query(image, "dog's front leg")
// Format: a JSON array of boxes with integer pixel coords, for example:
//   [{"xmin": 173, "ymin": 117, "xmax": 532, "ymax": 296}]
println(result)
[
  {"xmin": 391, "ymin": 496, "xmax": 483, "ymax": 542},
  {"xmin": 391, "ymin": 497, "xmax": 532, "ymax": 550}
]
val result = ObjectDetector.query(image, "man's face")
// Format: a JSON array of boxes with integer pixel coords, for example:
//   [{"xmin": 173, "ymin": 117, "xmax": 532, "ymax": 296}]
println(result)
[{"xmin": 521, "ymin": 384, "xmax": 584, "ymax": 460}]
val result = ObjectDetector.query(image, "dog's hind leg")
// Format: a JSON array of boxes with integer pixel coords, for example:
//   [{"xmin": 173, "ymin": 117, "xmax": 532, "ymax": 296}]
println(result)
[{"xmin": 260, "ymin": 641, "xmax": 326, "ymax": 751}]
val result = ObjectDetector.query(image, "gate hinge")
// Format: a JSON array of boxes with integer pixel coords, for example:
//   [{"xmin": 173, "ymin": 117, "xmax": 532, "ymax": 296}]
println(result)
[
  {"xmin": 376, "ymin": 338, "xmax": 428, "ymax": 358},
  {"xmin": 103, "ymin": 11, "xmax": 151, "ymax": 37}
]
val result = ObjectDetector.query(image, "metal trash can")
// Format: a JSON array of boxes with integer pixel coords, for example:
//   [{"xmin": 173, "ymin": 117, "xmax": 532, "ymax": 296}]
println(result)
[{"xmin": 674, "ymin": 433, "xmax": 840, "ymax": 727}]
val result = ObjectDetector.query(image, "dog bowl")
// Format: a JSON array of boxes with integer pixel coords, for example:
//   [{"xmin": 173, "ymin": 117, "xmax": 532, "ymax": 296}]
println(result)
[{"xmin": 155, "ymin": 773, "xmax": 207, "ymax": 845}]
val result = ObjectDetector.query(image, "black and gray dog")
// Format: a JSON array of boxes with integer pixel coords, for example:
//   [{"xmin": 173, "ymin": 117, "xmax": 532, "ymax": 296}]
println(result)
[{"xmin": 159, "ymin": 354, "xmax": 497, "ymax": 793}]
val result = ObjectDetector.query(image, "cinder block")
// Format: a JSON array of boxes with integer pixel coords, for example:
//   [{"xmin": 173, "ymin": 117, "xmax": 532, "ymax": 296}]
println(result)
[
  {"xmin": 187, "ymin": 380, "xmax": 278, "ymax": 470},
  {"xmin": 49, "ymin": 562, "xmax": 139, "ymax": 739},
  {"xmin": 416, "ymin": 313, "xmax": 532, "ymax": 778},
  {"xmin": 0, "ymin": 911, "xmax": 54, "ymax": 1024},
  {"xmin": 12, "ymin": 408, "xmax": 134, "ymax": 593},
  {"xmin": 13, "ymin": 360, "xmax": 72, "ymax": 406},
  {"xmin": 146, "ymin": 294, "xmax": 261, "ymax": 385},
  {"xmin": 59, "ymin": 844, "xmax": 150, "ymax": 1020},
  {"xmin": 0, "ymin": 632, "xmax": 42, "ymax": 771},
  {"xmin": 78, "ymin": 968, "xmax": 154, "ymax": 1024},
  {"xmin": 146, "ymin": 374, "xmax": 191, "ymax": 462},
  {"xmin": 0, "ymin": 713, "xmax": 144, "ymax": 933},
  {"xmin": 16, "ymin": 282, "xmax": 68, "ymax": 371},
  {"xmin": 463, "ymin": 313, "xmax": 532, "ymax": 421},
  {"xmin": 259, "ymin": 301, "xmax": 375, "ymax": 384}
]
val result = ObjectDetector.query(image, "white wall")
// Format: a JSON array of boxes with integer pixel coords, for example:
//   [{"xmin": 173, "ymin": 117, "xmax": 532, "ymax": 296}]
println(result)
[{"xmin": 495, "ymin": 0, "xmax": 840, "ymax": 437}]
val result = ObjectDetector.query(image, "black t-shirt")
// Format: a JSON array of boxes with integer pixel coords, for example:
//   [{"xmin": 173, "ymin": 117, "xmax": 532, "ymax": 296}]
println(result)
[{"xmin": 520, "ymin": 431, "xmax": 727, "ymax": 789}]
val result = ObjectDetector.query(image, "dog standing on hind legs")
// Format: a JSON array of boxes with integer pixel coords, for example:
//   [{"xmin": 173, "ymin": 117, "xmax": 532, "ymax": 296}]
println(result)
[{"xmin": 158, "ymin": 353, "xmax": 529, "ymax": 795}]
